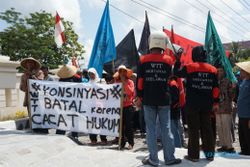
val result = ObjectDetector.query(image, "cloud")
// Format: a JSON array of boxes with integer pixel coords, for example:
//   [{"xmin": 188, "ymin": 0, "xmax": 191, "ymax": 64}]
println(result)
[{"xmin": 0, "ymin": 0, "xmax": 82, "ymax": 39}]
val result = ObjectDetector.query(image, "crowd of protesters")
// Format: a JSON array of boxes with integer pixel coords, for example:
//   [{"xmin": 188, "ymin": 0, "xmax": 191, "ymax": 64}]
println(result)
[{"xmin": 19, "ymin": 31, "xmax": 250, "ymax": 166}]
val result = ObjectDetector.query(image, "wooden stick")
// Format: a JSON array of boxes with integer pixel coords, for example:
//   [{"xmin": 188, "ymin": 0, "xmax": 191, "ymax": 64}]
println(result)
[{"xmin": 118, "ymin": 83, "xmax": 124, "ymax": 150}]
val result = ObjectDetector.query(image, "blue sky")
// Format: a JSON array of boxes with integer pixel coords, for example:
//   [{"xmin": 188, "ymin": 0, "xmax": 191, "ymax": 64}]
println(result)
[{"xmin": 1, "ymin": 0, "xmax": 250, "ymax": 67}]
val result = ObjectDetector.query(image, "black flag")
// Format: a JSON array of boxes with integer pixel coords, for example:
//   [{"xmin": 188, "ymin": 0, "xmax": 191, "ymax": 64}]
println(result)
[
  {"xmin": 138, "ymin": 11, "xmax": 150, "ymax": 55},
  {"xmin": 104, "ymin": 29, "xmax": 139, "ymax": 74}
]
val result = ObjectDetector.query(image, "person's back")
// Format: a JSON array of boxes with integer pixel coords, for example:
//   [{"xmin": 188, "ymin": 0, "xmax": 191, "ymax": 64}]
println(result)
[
  {"xmin": 137, "ymin": 31, "xmax": 181, "ymax": 166},
  {"xmin": 174, "ymin": 45, "xmax": 218, "ymax": 162},
  {"xmin": 183, "ymin": 62, "xmax": 218, "ymax": 107},
  {"xmin": 138, "ymin": 53, "xmax": 172, "ymax": 106}
]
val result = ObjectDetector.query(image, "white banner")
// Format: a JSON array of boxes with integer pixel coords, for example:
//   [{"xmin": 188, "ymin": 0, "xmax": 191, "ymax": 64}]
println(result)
[{"xmin": 28, "ymin": 80, "xmax": 122, "ymax": 137}]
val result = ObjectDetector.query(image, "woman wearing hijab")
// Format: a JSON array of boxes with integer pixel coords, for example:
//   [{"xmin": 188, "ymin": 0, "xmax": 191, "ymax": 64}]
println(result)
[{"xmin": 87, "ymin": 68, "xmax": 108, "ymax": 145}]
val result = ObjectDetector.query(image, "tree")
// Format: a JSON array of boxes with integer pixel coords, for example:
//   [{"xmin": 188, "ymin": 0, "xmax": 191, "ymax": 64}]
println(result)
[
  {"xmin": 237, "ymin": 49, "xmax": 250, "ymax": 61},
  {"xmin": 0, "ymin": 8, "xmax": 85, "ymax": 69}
]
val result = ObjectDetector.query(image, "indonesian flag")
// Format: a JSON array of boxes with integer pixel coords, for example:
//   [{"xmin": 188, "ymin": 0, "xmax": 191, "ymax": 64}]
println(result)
[{"xmin": 55, "ymin": 12, "xmax": 66, "ymax": 47}]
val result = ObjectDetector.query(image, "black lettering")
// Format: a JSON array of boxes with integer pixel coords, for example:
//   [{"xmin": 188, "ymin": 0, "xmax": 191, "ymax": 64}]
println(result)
[
  {"xmin": 57, "ymin": 114, "xmax": 67, "ymax": 127},
  {"xmin": 52, "ymin": 98, "xmax": 62, "ymax": 110},
  {"xmin": 58, "ymin": 87, "xmax": 65, "ymax": 97},
  {"xmin": 43, "ymin": 85, "xmax": 50, "ymax": 96},
  {"xmin": 48, "ymin": 114, "xmax": 56, "ymax": 125},
  {"xmin": 77, "ymin": 88, "xmax": 84, "ymax": 98},
  {"xmin": 69, "ymin": 101, "xmax": 77, "ymax": 112},
  {"xmin": 44, "ymin": 97, "xmax": 51, "ymax": 109},
  {"xmin": 108, "ymin": 119, "xmax": 113, "ymax": 130},
  {"xmin": 43, "ymin": 114, "xmax": 50, "ymax": 124},
  {"xmin": 106, "ymin": 108, "xmax": 111, "ymax": 114},
  {"xmin": 97, "ymin": 88, "xmax": 106, "ymax": 99},
  {"xmin": 31, "ymin": 83, "xmax": 41, "ymax": 91},
  {"xmin": 49, "ymin": 88, "xmax": 57, "ymax": 96},
  {"xmin": 101, "ymin": 118, "xmax": 108, "ymax": 129},
  {"xmin": 90, "ymin": 88, "xmax": 99, "ymax": 99},
  {"xmin": 60, "ymin": 99, "xmax": 69, "ymax": 110},
  {"xmin": 66, "ymin": 114, "xmax": 78, "ymax": 127},
  {"xmin": 96, "ymin": 107, "xmax": 102, "ymax": 114},
  {"xmin": 114, "ymin": 119, "xmax": 120, "ymax": 132},
  {"xmin": 66, "ymin": 87, "xmax": 72, "ymax": 97},
  {"xmin": 84, "ymin": 88, "xmax": 91, "ymax": 99},
  {"xmin": 114, "ymin": 108, "xmax": 120, "ymax": 115},
  {"xmin": 95, "ymin": 117, "xmax": 100, "ymax": 129},
  {"xmin": 31, "ymin": 105, "xmax": 38, "ymax": 112},
  {"xmin": 106, "ymin": 89, "xmax": 109, "ymax": 100},
  {"xmin": 78, "ymin": 101, "xmax": 86, "ymax": 113},
  {"xmin": 29, "ymin": 92, "xmax": 39, "ymax": 98},
  {"xmin": 91, "ymin": 107, "xmax": 96, "ymax": 113},
  {"xmin": 32, "ymin": 114, "xmax": 42, "ymax": 125}
]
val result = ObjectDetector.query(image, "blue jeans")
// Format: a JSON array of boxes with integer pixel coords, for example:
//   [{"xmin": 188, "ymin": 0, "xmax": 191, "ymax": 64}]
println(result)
[
  {"xmin": 143, "ymin": 105, "xmax": 176, "ymax": 165},
  {"xmin": 171, "ymin": 119, "xmax": 182, "ymax": 148}
]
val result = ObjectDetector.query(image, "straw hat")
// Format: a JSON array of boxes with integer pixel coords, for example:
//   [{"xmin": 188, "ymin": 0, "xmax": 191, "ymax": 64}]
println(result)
[
  {"xmin": 236, "ymin": 61, "xmax": 250, "ymax": 74},
  {"xmin": 20, "ymin": 57, "xmax": 41, "ymax": 71},
  {"xmin": 113, "ymin": 65, "xmax": 133, "ymax": 79},
  {"xmin": 57, "ymin": 65, "xmax": 77, "ymax": 79}
]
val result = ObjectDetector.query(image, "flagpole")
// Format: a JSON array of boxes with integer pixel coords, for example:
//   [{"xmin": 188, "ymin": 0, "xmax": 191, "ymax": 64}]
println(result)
[{"xmin": 163, "ymin": 26, "xmax": 178, "ymax": 56}]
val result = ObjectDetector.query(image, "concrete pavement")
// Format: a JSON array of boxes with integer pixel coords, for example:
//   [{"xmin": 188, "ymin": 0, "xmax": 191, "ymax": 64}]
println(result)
[{"xmin": 0, "ymin": 121, "xmax": 249, "ymax": 167}]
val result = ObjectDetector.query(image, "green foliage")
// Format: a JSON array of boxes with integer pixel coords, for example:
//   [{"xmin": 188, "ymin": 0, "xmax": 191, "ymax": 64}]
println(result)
[
  {"xmin": 237, "ymin": 49, "xmax": 250, "ymax": 62},
  {"xmin": 0, "ymin": 8, "xmax": 85, "ymax": 69},
  {"xmin": 228, "ymin": 41, "xmax": 250, "ymax": 67}
]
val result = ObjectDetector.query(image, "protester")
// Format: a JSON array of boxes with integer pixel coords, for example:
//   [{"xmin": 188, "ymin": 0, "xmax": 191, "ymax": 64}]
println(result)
[
  {"xmin": 169, "ymin": 76, "xmax": 182, "ymax": 148},
  {"xmin": 137, "ymin": 31, "xmax": 181, "ymax": 166},
  {"xmin": 174, "ymin": 46, "xmax": 219, "ymax": 162},
  {"xmin": 114, "ymin": 65, "xmax": 135, "ymax": 150},
  {"xmin": 216, "ymin": 66, "xmax": 235, "ymax": 153},
  {"xmin": 19, "ymin": 57, "xmax": 49, "ymax": 134},
  {"xmin": 41, "ymin": 66, "xmax": 54, "ymax": 81},
  {"xmin": 20, "ymin": 57, "xmax": 41, "ymax": 110},
  {"xmin": 88, "ymin": 67, "xmax": 107, "ymax": 145},
  {"xmin": 235, "ymin": 61, "xmax": 250, "ymax": 156},
  {"xmin": 56, "ymin": 65, "xmax": 80, "ymax": 140}
]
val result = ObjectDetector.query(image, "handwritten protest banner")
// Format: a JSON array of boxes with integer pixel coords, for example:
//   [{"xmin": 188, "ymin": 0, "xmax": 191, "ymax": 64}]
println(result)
[{"xmin": 28, "ymin": 80, "xmax": 122, "ymax": 137}]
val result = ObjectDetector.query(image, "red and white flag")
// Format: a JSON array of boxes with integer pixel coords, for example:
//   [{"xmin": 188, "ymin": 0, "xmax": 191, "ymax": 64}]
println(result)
[{"xmin": 54, "ymin": 12, "xmax": 66, "ymax": 47}]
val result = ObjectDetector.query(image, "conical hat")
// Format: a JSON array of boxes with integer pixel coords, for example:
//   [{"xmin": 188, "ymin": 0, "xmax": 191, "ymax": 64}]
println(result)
[
  {"xmin": 113, "ymin": 65, "xmax": 133, "ymax": 79},
  {"xmin": 57, "ymin": 65, "xmax": 77, "ymax": 79},
  {"xmin": 236, "ymin": 61, "xmax": 250, "ymax": 74},
  {"xmin": 20, "ymin": 57, "xmax": 41, "ymax": 71}
]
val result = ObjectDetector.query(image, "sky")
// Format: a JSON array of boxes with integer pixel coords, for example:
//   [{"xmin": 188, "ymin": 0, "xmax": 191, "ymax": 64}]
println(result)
[{"xmin": 1, "ymin": 0, "xmax": 250, "ymax": 67}]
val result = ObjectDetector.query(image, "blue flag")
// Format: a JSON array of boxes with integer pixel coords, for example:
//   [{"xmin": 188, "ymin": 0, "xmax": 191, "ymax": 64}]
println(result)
[
  {"xmin": 205, "ymin": 11, "xmax": 237, "ymax": 83},
  {"xmin": 88, "ymin": 0, "xmax": 116, "ymax": 77}
]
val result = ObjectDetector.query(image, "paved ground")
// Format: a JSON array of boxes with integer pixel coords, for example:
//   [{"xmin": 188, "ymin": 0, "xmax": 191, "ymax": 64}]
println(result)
[{"xmin": 0, "ymin": 120, "xmax": 250, "ymax": 167}]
